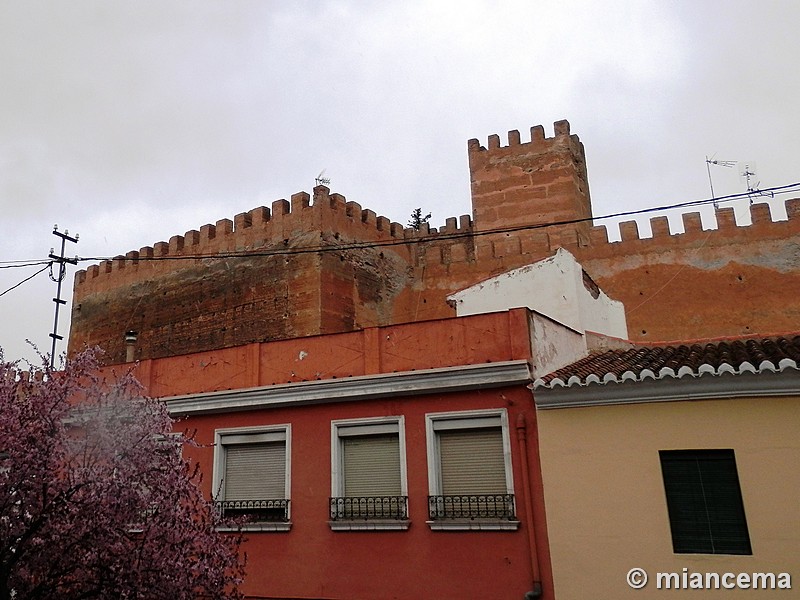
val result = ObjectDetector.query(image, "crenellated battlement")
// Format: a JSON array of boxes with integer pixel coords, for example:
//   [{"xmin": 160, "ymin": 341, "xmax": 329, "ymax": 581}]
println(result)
[
  {"xmin": 467, "ymin": 119, "xmax": 577, "ymax": 156},
  {"xmin": 69, "ymin": 118, "xmax": 800, "ymax": 363},
  {"xmin": 74, "ymin": 185, "xmax": 475, "ymax": 291},
  {"xmin": 1, "ymin": 367, "xmax": 45, "ymax": 383},
  {"xmin": 73, "ymin": 191, "xmax": 800, "ymax": 292},
  {"xmin": 412, "ymin": 197, "xmax": 799, "ymax": 272},
  {"xmin": 585, "ymin": 198, "xmax": 800, "ymax": 249}
]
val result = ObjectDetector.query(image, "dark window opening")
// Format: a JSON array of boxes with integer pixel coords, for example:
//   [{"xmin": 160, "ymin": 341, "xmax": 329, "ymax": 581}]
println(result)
[{"xmin": 660, "ymin": 449, "xmax": 751, "ymax": 555}]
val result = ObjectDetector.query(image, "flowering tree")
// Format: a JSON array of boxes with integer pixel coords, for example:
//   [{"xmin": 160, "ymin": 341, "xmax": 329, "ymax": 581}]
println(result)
[{"xmin": 0, "ymin": 350, "xmax": 244, "ymax": 600}]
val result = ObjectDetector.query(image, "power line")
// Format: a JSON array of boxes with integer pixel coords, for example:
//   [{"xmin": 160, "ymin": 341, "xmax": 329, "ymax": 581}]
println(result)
[
  {"xmin": 0, "ymin": 263, "xmax": 51, "ymax": 298},
  {"xmin": 0, "ymin": 260, "xmax": 52, "ymax": 269},
  {"xmin": 73, "ymin": 182, "xmax": 800, "ymax": 264},
  {"xmin": 2, "ymin": 182, "xmax": 800, "ymax": 267}
]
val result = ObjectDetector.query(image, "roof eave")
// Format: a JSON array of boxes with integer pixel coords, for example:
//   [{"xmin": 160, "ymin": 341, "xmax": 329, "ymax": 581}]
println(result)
[
  {"xmin": 164, "ymin": 360, "xmax": 533, "ymax": 416},
  {"xmin": 534, "ymin": 369, "xmax": 800, "ymax": 409}
]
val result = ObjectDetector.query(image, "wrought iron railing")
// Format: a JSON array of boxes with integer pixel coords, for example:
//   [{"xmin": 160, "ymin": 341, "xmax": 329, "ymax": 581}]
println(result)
[
  {"xmin": 216, "ymin": 499, "xmax": 289, "ymax": 522},
  {"xmin": 330, "ymin": 496, "xmax": 408, "ymax": 520},
  {"xmin": 428, "ymin": 494, "xmax": 516, "ymax": 520}
]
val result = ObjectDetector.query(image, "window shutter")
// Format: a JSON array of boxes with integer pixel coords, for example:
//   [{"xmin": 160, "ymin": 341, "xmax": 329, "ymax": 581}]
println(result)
[
  {"xmin": 343, "ymin": 434, "xmax": 401, "ymax": 497},
  {"xmin": 224, "ymin": 442, "xmax": 286, "ymax": 500},
  {"xmin": 660, "ymin": 449, "xmax": 751, "ymax": 555},
  {"xmin": 439, "ymin": 427, "xmax": 506, "ymax": 495}
]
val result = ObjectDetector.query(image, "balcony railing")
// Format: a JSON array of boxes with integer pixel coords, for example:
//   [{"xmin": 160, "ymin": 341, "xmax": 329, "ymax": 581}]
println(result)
[
  {"xmin": 428, "ymin": 494, "xmax": 516, "ymax": 520},
  {"xmin": 330, "ymin": 496, "xmax": 409, "ymax": 520},
  {"xmin": 216, "ymin": 499, "xmax": 289, "ymax": 522}
]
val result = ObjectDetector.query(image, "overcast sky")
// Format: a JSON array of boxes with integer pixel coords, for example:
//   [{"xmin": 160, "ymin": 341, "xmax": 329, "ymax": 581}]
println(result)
[{"xmin": 1, "ymin": 0, "xmax": 798, "ymax": 364}]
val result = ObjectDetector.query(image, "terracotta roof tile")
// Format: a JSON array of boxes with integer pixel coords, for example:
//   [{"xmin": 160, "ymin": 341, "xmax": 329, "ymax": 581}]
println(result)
[{"xmin": 534, "ymin": 335, "xmax": 800, "ymax": 389}]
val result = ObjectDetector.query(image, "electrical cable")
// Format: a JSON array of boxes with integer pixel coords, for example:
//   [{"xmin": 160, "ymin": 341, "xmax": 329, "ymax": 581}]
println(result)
[
  {"xmin": 3, "ymin": 181, "xmax": 800, "ymax": 267},
  {"xmin": 0, "ymin": 260, "xmax": 52, "ymax": 269},
  {"xmin": 0, "ymin": 263, "xmax": 52, "ymax": 298},
  {"xmin": 75, "ymin": 181, "xmax": 800, "ymax": 263}
]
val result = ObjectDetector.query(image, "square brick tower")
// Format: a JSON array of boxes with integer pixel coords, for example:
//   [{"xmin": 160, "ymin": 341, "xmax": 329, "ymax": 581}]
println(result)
[{"xmin": 468, "ymin": 120, "xmax": 592, "ymax": 260}]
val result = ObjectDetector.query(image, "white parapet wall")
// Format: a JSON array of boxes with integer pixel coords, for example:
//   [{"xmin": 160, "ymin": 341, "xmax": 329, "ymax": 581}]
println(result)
[{"xmin": 447, "ymin": 248, "xmax": 628, "ymax": 340}]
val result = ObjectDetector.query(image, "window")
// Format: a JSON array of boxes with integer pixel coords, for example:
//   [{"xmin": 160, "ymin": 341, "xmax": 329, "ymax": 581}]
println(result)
[
  {"xmin": 660, "ymin": 449, "xmax": 751, "ymax": 555},
  {"xmin": 425, "ymin": 409, "xmax": 517, "ymax": 530},
  {"xmin": 330, "ymin": 417, "xmax": 408, "ymax": 530},
  {"xmin": 213, "ymin": 425, "xmax": 291, "ymax": 531}
]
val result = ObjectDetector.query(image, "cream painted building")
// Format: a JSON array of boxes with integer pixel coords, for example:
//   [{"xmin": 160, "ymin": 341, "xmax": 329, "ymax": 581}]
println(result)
[{"xmin": 533, "ymin": 339, "xmax": 800, "ymax": 598}]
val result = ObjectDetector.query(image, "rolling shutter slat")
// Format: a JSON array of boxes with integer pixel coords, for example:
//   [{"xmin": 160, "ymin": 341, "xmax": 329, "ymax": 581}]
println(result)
[
  {"xmin": 439, "ymin": 428, "xmax": 505, "ymax": 495},
  {"xmin": 343, "ymin": 434, "xmax": 401, "ymax": 497},
  {"xmin": 225, "ymin": 442, "xmax": 286, "ymax": 500}
]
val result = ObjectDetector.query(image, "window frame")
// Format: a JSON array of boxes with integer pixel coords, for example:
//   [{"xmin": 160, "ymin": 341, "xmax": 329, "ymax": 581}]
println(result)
[
  {"xmin": 659, "ymin": 448, "xmax": 751, "ymax": 555},
  {"xmin": 330, "ymin": 416, "xmax": 409, "ymax": 531},
  {"xmin": 213, "ymin": 424, "xmax": 292, "ymax": 532},
  {"xmin": 425, "ymin": 408, "xmax": 518, "ymax": 531}
]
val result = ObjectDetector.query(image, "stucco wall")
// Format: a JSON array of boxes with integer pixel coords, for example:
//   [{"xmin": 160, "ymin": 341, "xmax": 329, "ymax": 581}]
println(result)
[
  {"xmin": 448, "ymin": 248, "xmax": 628, "ymax": 340},
  {"xmin": 129, "ymin": 309, "xmax": 533, "ymax": 397},
  {"xmin": 536, "ymin": 395, "xmax": 800, "ymax": 599},
  {"xmin": 181, "ymin": 387, "xmax": 549, "ymax": 600},
  {"xmin": 102, "ymin": 310, "xmax": 553, "ymax": 600}
]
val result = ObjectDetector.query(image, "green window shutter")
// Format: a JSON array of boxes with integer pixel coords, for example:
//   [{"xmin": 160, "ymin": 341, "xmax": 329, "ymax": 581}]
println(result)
[
  {"xmin": 224, "ymin": 442, "xmax": 286, "ymax": 501},
  {"xmin": 343, "ymin": 434, "xmax": 401, "ymax": 497},
  {"xmin": 660, "ymin": 449, "xmax": 751, "ymax": 555},
  {"xmin": 439, "ymin": 427, "xmax": 506, "ymax": 495}
]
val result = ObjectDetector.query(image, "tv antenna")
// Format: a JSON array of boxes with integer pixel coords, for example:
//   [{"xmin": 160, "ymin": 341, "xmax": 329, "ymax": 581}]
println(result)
[
  {"xmin": 315, "ymin": 169, "xmax": 331, "ymax": 187},
  {"xmin": 48, "ymin": 225, "xmax": 78, "ymax": 369},
  {"xmin": 740, "ymin": 162, "xmax": 757, "ymax": 192},
  {"xmin": 738, "ymin": 162, "xmax": 774, "ymax": 203},
  {"xmin": 705, "ymin": 156, "xmax": 773, "ymax": 207},
  {"xmin": 705, "ymin": 156, "xmax": 736, "ymax": 206}
]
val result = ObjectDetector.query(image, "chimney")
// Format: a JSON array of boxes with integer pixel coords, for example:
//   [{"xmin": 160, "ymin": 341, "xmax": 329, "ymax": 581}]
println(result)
[{"xmin": 124, "ymin": 331, "xmax": 138, "ymax": 363}]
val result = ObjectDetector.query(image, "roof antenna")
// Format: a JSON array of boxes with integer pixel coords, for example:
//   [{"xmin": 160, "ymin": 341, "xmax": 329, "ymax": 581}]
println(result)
[
  {"xmin": 738, "ymin": 162, "xmax": 774, "ymax": 204},
  {"xmin": 315, "ymin": 169, "xmax": 331, "ymax": 187},
  {"xmin": 705, "ymin": 156, "xmax": 736, "ymax": 208}
]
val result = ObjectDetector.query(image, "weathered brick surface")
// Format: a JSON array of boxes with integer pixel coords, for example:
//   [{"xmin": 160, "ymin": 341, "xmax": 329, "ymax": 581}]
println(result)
[
  {"xmin": 71, "ymin": 254, "xmax": 297, "ymax": 362},
  {"xmin": 69, "ymin": 121, "xmax": 800, "ymax": 363}
]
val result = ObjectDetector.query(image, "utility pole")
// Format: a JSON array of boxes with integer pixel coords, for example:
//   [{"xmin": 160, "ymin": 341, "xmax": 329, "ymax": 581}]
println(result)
[{"xmin": 48, "ymin": 225, "xmax": 78, "ymax": 369}]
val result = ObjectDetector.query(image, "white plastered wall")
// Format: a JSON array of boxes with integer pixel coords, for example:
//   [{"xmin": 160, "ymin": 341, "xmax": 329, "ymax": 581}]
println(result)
[{"xmin": 447, "ymin": 248, "xmax": 628, "ymax": 339}]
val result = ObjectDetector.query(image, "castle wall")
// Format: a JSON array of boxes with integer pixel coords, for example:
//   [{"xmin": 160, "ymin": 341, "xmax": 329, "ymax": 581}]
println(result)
[
  {"xmin": 575, "ymin": 200, "xmax": 800, "ymax": 341},
  {"xmin": 69, "ymin": 121, "xmax": 800, "ymax": 364}
]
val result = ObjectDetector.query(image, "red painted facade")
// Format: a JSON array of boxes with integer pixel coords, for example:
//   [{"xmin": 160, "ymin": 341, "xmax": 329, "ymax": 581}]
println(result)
[{"xmin": 108, "ymin": 310, "xmax": 552, "ymax": 599}]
